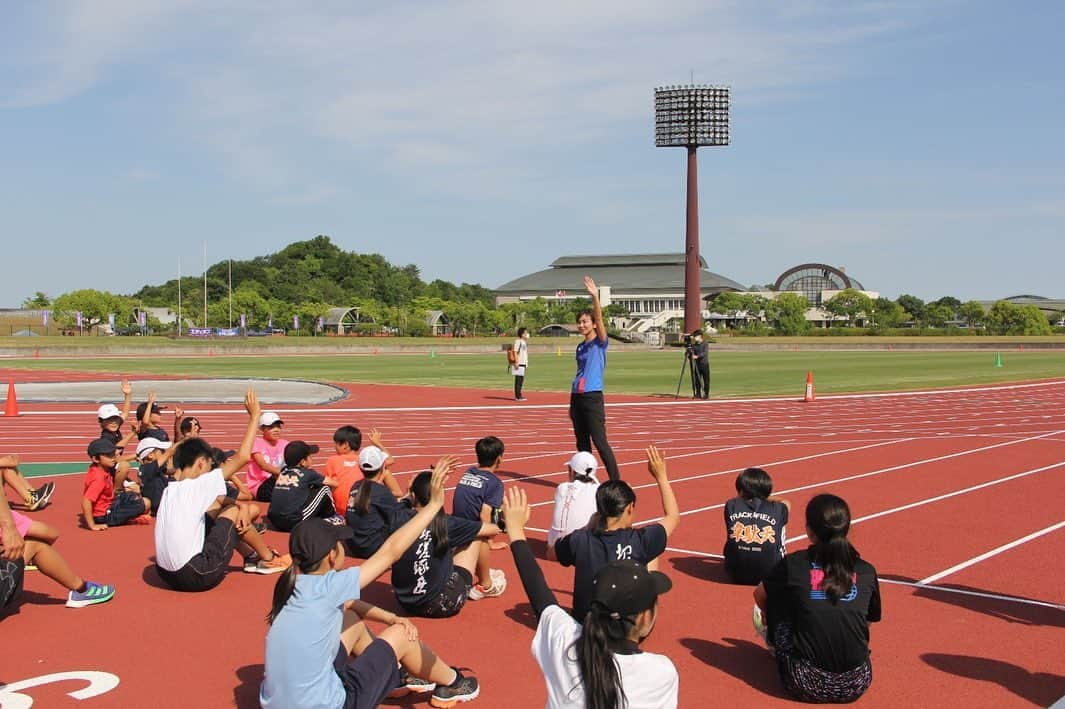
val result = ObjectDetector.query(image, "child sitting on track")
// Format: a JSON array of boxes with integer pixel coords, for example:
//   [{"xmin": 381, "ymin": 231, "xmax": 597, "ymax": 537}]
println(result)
[
  {"xmin": 554, "ymin": 445, "xmax": 679, "ymax": 621},
  {"xmin": 344, "ymin": 446, "xmax": 404, "ymax": 558},
  {"xmin": 260, "ymin": 460, "xmax": 481, "ymax": 709},
  {"xmin": 501, "ymin": 487, "xmax": 679, "ymax": 708},
  {"xmin": 326, "ymin": 426, "xmax": 402, "ymax": 514},
  {"xmin": 451, "ymin": 436, "xmax": 508, "ymax": 595},
  {"xmin": 723, "ymin": 467, "xmax": 790, "ymax": 585},
  {"xmin": 391, "ymin": 466, "xmax": 503, "ymax": 618},
  {"xmin": 153, "ymin": 390, "xmax": 289, "ymax": 590},
  {"xmin": 267, "ymin": 441, "xmax": 339, "ymax": 532},
  {"xmin": 247, "ymin": 412, "xmax": 289, "ymax": 502},
  {"xmin": 171, "ymin": 407, "xmax": 202, "ymax": 442},
  {"xmin": 754, "ymin": 494, "xmax": 881, "ymax": 704},
  {"xmin": 1, "ymin": 493, "xmax": 115, "ymax": 611},
  {"xmin": 1, "ymin": 453, "xmax": 54, "ymax": 511},
  {"xmin": 135, "ymin": 393, "xmax": 170, "ymax": 441},
  {"xmin": 545, "ymin": 451, "xmax": 601, "ymax": 561},
  {"xmin": 81, "ymin": 438, "xmax": 151, "ymax": 530},
  {"xmin": 136, "ymin": 437, "xmax": 174, "ymax": 516}
]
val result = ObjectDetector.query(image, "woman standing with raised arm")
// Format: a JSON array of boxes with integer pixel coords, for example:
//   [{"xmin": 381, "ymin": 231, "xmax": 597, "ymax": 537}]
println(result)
[{"xmin": 569, "ymin": 275, "xmax": 620, "ymax": 481}]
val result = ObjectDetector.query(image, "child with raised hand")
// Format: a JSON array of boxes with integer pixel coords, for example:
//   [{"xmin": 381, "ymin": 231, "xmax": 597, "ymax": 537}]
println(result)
[
  {"xmin": 154, "ymin": 390, "xmax": 290, "ymax": 591},
  {"xmin": 81, "ymin": 438, "xmax": 151, "ymax": 530},
  {"xmin": 266, "ymin": 441, "xmax": 339, "ymax": 532},
  {"xmin": 554, "ymin": 445, "xmax": 679, "ymax": 621},
  {"xmin": 501, "ymin": 486, "xmax": 679, "ymax": 709},
  {"xmin": 754, "ymin": 494, "xmax": 881, "ymax": 703},
  {"xmin": 135, "ymin": 392, "xmax": 169, "ymax": 441},
  {"xmin": 545, "ymin": 451, "xmax": 601, "ymax": 561},
  {"xmin": 172, "ymin": 407, "xmax": 203, "ymax": 443},
  {"xmin": 344, "ymin": 446, "xmax": 404, "ymax": 558},
  {"xmin": 136, "ymin": 437, "xmax": 174, "ymax": 516},
  {"xmin": 260, "ymin": 456, "xmax": 481, "ymax": 709},
  {"xmin": 724, "ymin": 467, "xmax": 790, "ymax": 585},
  {"xmin": 390, "ymin": 469, "xmax": 503, "ymax": 618},
  {"xmin": 1, "ymin": 492, "xmax": 115, "ymax": 611},
  {"xmin": 247, "ymin": 412, "xmax": 289, "ymax": 502}
]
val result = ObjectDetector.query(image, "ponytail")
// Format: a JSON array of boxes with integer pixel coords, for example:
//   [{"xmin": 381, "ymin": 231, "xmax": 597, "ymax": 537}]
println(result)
[
  {"xmin": 266, "ymin": 566, "xmax": 298, "ymax": 625},
  {"xmin": 572, "ymin": 605, "xmax": 631, "ymax": 709},
  {"xmin": 350, "ymin": 472, "xmax": 379, "ymax": 516},
  {"xmin": 806, "ymin": 494, "xmax": 859, "ymax": 604},
  {"xmin": 412, "ymin": 470, "xmax": 450, "ymax": 556},
  {"xmin": 593, "ymin": 481, "xmax": 636, "ymax": 536}
]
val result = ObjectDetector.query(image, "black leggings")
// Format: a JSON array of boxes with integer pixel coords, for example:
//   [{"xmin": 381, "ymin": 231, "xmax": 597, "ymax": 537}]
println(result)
[
  {"xmin": 514, "ymin": 374, "xmax": 525, "ymax": 399},
  {"xmin": 569, "ymin": 391, "xmax": 619, "ymax": 481}
]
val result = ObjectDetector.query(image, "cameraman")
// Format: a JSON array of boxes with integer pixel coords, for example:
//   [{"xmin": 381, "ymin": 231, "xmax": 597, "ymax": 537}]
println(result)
[{"xmin": 690, "ymin": 329, "xmax": 710, "ymax": 399}]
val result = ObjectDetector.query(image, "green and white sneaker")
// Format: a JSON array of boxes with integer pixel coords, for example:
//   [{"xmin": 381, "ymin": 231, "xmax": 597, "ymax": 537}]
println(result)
[{"xmin": 66, "ymin": 581, "xmax": 115, "ymax": 608}]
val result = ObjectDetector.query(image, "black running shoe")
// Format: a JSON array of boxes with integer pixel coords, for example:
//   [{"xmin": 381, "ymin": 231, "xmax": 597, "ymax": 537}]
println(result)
[{"xmin": 430, "ymin": 668, "xmax": 479, "ymax": 707}]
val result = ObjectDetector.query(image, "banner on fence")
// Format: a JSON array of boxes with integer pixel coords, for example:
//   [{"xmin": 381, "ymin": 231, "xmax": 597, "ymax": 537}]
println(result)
[
  {"xmin": 187, "ymin": 327, "xmax": 212, "ymax": 337},
  {"xmin": 215, "ymin": 328, "xmax": 240, "ymax": 337}
]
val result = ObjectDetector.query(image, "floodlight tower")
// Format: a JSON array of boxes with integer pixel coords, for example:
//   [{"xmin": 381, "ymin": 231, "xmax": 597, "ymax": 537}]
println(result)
[{"xmin": 654, "ymin": 85, "xmax": 730, "ymax": 333}]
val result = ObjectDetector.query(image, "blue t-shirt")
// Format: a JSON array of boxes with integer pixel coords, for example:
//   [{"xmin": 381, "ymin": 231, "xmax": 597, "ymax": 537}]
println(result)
[
  {"xmin": 572, "ymin": 337, "xmax": 608, "ymax": 393},
  {"xmin": 451, "ymin": 467, "xmax": 504, "ymax": 522},
  {"xmin": 260, "ymin": 566, "xmax": 361, "ymax": 709}
]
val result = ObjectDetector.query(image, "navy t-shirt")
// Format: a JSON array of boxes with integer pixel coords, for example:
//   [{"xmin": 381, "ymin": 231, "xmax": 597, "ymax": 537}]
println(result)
[
  {"xmin": 723, "ymin": 497, "xmax": 789, "ymax": 585},
  {"xmin": 138, "ymin": 427, "xmax": 170, "ymax": 442},
  {"xmin": 762, "ymin": 548, "xmax": 882, "ymax": 673},
  {"xmin": 268, "ymin": 466, "xmax": 325, "ymax": 525},
  {"xmin": 344, "ymin": 479, "xmax": 401, "ymax": 557},
  {"xmin": 139, "ymin": 460, "xmax": 172, "ymax": 516},
  {"xmin": 451, "ymin": 467, "xmax": 503, "ymax": 522},
  {"xmin": 390, "ymin": 507, "xmax": 482, "ymax": 610},
  {"xmin": 555, "ymin": 524, "xmax": 668, "ymax": 620}
]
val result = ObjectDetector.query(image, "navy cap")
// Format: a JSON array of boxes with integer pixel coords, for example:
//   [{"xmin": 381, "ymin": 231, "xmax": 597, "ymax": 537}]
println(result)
[
  {"xmin": 87, "ymin": 438, "xmax": 118, "ymax": 458},
  {"xmin": 591, "ymin": 560, "xmax": 672, "ymax": 618},
  {"xmin": 290, "ymin": 518, "xmax": 354, "ymax": 566}
]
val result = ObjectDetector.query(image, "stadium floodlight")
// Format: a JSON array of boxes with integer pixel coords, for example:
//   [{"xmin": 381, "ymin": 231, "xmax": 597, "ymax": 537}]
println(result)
[{"xmin": 654, "ymin": 84, "xmax": 730, "ymax": 333}]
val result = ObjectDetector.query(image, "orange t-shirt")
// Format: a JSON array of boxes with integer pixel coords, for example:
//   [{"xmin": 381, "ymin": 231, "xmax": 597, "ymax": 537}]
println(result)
[{"xmin": 325, "ymin": 452, "xmax": 361, "ymax": 512}]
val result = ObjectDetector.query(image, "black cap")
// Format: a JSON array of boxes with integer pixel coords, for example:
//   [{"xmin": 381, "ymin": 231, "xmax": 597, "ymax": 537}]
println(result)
[
  {"xmin": 284, "ymin": 441, "xmax": 320, "ymax": 467},
  {"xmin": 210, "ymin": 448, "xmax": 236, "ymax": 467},
  {"xmin": 136, "ymin": 401, "xmax": 165, "ymax": 419},
  {"xmin": 289, "ymin": 518, "xmax": 354, "ymax": 566},
  {"xmin": 591, "ymin": 560, "xmax": 672, "ymax": 618},
  {"xmin": 87, "ymin": 438, "xmax": 118, "ymax": 458}
]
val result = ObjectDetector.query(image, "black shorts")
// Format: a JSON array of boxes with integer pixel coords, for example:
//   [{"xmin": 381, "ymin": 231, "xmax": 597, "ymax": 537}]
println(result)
[
  {"xmin": 95, "ymin": 491, "xmax": 147, "ymax": 526},
  {"xmin": 0, "ymin": 557, "xmax": 25, "ymax": 615},
  {"xmin": 254, "ymin": 476, "xmax": 276, "ymax": 502},
  {"xmin": 404, "ymin": 567, "xmax": 473, "ymax": 619},
  {"xmin": 156, "ymin": 517, "xmax": 238, "ymax": 592},
  {"xmin": 334, "ymin": 638, "xmax": 401, "ymax": 709}
]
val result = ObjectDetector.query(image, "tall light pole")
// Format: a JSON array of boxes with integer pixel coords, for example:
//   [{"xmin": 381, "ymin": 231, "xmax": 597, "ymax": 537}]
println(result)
[{"xmin": 654, "ymin": 85, "xmax": 730, "ymax": 333}]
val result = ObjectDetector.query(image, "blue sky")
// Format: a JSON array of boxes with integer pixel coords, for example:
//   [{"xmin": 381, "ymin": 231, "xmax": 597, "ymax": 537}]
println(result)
[{"xmin": 2, "ymin": 1, "xmax": 1062, "ymax": 307}]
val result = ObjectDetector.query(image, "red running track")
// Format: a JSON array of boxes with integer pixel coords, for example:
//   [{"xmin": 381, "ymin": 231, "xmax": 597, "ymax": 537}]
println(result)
[{"xmin": 1, "ymin": 371, "xmax": 1064, "ymax": 708}]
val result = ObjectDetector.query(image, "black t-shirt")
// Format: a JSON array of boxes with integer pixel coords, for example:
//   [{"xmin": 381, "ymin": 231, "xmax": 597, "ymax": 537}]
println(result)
[
  {"xmin": 344, "ymin": 479, "xmax": 401, "ymax": 557},
  {"xmin": 138, "ymin": 427, "xmax": 170, "ymax": 442},
  {"xmin": 723, "ymin": 497, "xmax": 789, "ymax": 585},
  {"xmin": 139, "ymin": 460, "xmax": 172, "ymax": 516},
  {"xmin": 762, "ymin": 547, "xmax": 882, "ymax": 673},
  {"xmin": 389, "ymin": 507, "xmax": 482, "ymax": 610},
  {"xmin": 99, "ymin": 429, "xmax": 123, "ymax": 445},
  {"xmin": 555, "ymin": 524, "xmax": 668, "ymax": 620},
  {"xmin": 268, "ymin": 466, "xmax": 325, "ymax": 524}
]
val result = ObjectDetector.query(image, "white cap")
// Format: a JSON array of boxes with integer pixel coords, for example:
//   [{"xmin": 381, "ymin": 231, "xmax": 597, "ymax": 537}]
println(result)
[
  {"xmin": 358, "ymin": 446, "xmax": 387, "ymax": 473},
  {"xmin": 97, "ymin": 404, "xmax": 122, "ymax": 420},
  {"xmin": 136, "ymin": 437, "xmax": 171, "ymax": 458},
  {"xmin": 259, "ymin": 412, "xmax": 283, "ymax": 427},
  {"xmin": 567, "ymin": 451, "xmax": 598, "ymax": 480}
]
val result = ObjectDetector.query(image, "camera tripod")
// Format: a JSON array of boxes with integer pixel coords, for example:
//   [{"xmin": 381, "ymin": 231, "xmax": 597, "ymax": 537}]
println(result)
[{"xmin": 674, "ymin": 345, "xmax": 699, "ymax": 399}]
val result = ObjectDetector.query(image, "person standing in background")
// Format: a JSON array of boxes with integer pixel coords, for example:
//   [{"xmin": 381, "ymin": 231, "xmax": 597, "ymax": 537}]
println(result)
[{"xmin": 512, "ymin": 327, "xmax": 530, "ymax": 401}]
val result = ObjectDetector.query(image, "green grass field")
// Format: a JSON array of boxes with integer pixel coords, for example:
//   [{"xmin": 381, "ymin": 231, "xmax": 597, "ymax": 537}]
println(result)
[{"xmin": 5, "ymin": 350, "xmax": 1064, "ymax": 397}]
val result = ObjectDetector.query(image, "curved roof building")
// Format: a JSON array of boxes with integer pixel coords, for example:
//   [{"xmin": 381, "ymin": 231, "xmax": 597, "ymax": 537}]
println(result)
[{"xmin": 774, "ymin": 263, "xmax": 865, "ymax": 306}]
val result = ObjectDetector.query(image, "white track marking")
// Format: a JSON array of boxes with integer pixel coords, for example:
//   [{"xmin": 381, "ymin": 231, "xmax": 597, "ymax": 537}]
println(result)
[{"xmin": 918, "ymin": 520, "xmax": 1065, "ymax": 585}]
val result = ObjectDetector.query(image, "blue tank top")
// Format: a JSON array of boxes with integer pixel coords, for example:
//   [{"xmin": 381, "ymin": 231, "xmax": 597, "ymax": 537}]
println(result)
[{"xmin": 572, "ymin": 337, "xmax": 608, "ymax": 393}]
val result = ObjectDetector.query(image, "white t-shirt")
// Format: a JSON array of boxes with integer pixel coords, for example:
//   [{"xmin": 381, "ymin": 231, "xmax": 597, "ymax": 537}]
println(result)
[
  {"xmin": 547, "ymin": 480, "xmax": 599, "ymax": 547},
  {"xmin": 154, "ymin": 468, "xmax": 227, "ymax": 571},
  {"xmin": 532, "ymin": 605, "xmax": 679, "ymax": 708},
  {"xmin": 513, "ymin": 338, "xmax": 529, "ymax": 366}
]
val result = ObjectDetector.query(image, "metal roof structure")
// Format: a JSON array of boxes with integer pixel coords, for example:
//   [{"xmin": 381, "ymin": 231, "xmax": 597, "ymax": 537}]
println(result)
[{"xmin": 495, "ymin": 253, "xmax": 744, "ymax": 296}]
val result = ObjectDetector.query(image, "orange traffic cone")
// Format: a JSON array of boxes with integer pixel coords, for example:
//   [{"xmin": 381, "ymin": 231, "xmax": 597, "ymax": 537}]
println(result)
[
  {"xmin": 803, "ymin": 371, "xmax": 815, "ymax": 403},
  {"xmin": 4, "ymin": 380, "xmax": 18, "ymax": 417}
]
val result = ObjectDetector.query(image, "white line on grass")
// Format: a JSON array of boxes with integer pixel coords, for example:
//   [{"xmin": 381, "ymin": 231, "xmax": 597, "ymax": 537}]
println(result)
[{"xmin": 918, "ymin": 519, "xmax": 1065, "ymax": 585}]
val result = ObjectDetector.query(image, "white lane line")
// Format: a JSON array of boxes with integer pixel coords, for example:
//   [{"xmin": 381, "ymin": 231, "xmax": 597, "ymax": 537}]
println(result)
[
  {"xmin": 880, "ymin": 578, "xmax": 1065, "ymax": 611},
  {"xmin": 918, "ymin": 520, "xmax": 1065, "ymax": 585}
]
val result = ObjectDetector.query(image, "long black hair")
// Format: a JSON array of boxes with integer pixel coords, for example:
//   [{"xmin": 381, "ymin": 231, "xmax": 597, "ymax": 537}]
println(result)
[
  {"xmin": 806, "ymin": 493, "xmax": 859, "ymax": 604},
  {"xmin": 592, "ymin": 480, "xmax": 636, "ymax": 535},
  {"xmin": 573, "ymin": 602, "xmax": 648, "ymax": 709},
  {"xmin": 267, "ymin": 553, "xmax": 325, "ymax": 625},
  {"xmin": 350, "ymin": 467, "xmax": 382, "ymax": 516},
  {"xmin": 411, "ymin": 470, "xmax": 449, "ymax": 556}
]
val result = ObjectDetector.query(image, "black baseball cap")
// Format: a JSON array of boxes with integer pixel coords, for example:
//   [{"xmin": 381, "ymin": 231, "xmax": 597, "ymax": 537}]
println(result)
[
  {"xmin": 87, "ymin": 438, "xmax": 118, "ymax": 458},
  {"xmin": 210, "ymin": 448, "xmax": 236, "ymax": 466},
  {"xmin": 284, "ymin": 441, "xmax": 320, "ymax": 467},
  {"xmin": 591, "ymin": 560, "xmax": 672, "ymax": 618},
  {"xmin": 290, "ymin": 518, "xmax": 354, "ymax": 566},
  {"xmin": 136, "ymin": 401, "xmax": 165, "ymax": 419}
]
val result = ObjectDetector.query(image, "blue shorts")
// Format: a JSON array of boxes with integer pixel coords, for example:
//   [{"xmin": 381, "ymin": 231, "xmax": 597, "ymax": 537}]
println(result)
[{"xmin": 333, "ymin": 637, "xmax": 401, "ymax": 709}]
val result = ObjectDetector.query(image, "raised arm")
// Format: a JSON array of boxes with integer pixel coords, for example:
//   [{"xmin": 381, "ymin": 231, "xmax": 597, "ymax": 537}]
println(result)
[
  {"xmin": 503, "ymin": 487, "xmax": 558, "ymax": 617},
  {"xmin": 647, "ymin": 445, "xmax": 679, "ymax": 536},
  {"xmin": 120, "ymin": 379, "xmax": 133, "ymax": 421},
  {"xmin": 139, "ymin": 391, "xmax": 156, "ymax": 432},
  {"xmin": 358, "ymin": 455, "xmax": 457, "ymax": 586},
  {"xmin": 583, "ymin": 275, "xmax": 607, "ymax": 342},
  {"xmin": 369, "ymin": 428, "xmax": 403, "ymax": 496},
  {"xmin": 222, "ymin": 390, "xmax": 261, "ymax": 479},
  {"xmin": 173, "ymin": 406, "xmax": 184, "ymax": 442}
]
